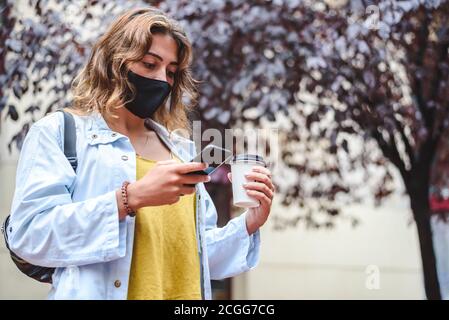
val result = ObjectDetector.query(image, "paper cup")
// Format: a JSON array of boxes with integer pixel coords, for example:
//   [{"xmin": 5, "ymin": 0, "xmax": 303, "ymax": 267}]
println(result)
[{"xmin": 230, "ymin": 154, "xmax": 266, "ymax": 208}]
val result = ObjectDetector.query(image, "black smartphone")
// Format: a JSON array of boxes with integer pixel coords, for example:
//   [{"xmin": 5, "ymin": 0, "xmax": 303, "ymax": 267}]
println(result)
[{"xmin": 186, "ymin": 144, "xmax": 233, "ymax": 175}]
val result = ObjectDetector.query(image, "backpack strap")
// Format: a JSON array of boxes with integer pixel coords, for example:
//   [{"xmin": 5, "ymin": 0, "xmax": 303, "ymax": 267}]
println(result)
[{"xmin": 57, "ymin": 110, "xmax": 78, "ymax": 172}]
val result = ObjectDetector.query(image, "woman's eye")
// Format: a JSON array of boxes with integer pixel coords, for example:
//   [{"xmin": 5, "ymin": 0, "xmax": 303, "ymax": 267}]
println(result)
[{"xmin": 143, "ymin": 62, "xmax": 155, "ymax": 69}]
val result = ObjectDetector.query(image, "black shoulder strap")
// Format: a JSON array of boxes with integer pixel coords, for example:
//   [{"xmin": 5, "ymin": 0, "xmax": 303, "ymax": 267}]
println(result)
[{"xmin": 57, "ymin": 110, "xmax": 78, "ymax": 172}]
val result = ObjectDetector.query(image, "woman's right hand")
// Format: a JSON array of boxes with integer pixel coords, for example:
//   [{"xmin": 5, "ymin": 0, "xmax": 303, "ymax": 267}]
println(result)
[{"xmin": 126, "ymin": 160, "xmax": 210, "ymax": 210}]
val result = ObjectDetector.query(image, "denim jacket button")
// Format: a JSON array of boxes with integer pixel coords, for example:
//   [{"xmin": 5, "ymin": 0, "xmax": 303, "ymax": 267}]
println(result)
[
  {"xmin": 121, "ymin": 155, "xmax": 128, "ymax": 161},
  {"xmin": 111, "ymin": 133, "xmax": 117, "ymax": 137},
  {"xmin": 92, "ymin": 134, "xmax": 98, "ymax": 139},
  {"xmin": 114, "ymin": 280, "xmax": 121, "ymax": 288}
]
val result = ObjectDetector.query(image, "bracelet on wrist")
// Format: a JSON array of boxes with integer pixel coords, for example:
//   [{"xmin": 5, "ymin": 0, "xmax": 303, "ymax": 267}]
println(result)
[{"xmin": 121, "ymin": 181, "xmax": 136, "ymax": 217}]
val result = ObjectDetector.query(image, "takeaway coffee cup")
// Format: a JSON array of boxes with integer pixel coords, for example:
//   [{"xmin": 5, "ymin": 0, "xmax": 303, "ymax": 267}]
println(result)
[{"xmin": 230, "ymin": 154, "xmax": 266, "ymax": 208}]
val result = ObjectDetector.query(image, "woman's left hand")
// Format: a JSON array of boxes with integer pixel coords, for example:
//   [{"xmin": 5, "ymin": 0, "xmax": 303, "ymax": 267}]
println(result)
[{"xmin": 228, "ymin": 166, "xmax": 275, "ymax": 235}]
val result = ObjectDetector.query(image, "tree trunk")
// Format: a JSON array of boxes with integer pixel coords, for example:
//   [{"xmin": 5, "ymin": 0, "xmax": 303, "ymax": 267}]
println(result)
[{"xmin": 408, "ymin": 184, "xmax": 442, "ymax": 299}]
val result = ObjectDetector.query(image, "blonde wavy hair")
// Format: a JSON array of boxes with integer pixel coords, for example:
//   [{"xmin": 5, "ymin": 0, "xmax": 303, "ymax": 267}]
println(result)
[{"xmin": 71, "ymin": 7, "xmax": 197, "ymax": 133}]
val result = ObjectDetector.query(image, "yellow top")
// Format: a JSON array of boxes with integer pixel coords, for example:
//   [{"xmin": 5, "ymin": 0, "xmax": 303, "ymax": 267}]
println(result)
[{"xmin": 127, "ymin": 154, "xmax": 201, "ymax": 300}]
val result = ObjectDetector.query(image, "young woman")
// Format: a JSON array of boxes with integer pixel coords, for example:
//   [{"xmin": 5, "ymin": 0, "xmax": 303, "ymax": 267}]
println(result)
[{"xmin": 7, "ymin": 7, "xmax": 275, "ymax": 300}]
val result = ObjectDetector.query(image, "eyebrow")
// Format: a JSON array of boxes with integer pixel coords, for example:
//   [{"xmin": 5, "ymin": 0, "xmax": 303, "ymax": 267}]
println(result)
[{"xmin": 145, "ymin": 51, "xmax": 178, "ymax": 66}]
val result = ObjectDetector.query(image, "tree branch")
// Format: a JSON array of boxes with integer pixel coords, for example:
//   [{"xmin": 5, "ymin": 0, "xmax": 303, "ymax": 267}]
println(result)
[
  {"xmin": 393, "ymin": 116, "xmax": 415, "ymax": 165},
  {"xmin": 413, "ymin": 9, "xmax": 433, "ymax": 130},
  {"xmin": 372, "ymin": 129, "xmax": 410, "ymax": 183}
]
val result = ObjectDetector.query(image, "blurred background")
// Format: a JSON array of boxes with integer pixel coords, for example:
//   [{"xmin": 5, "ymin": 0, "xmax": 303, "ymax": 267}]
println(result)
[{"xmin": 1, "ymin": 0, "xmax": 449, "ymax": 299}]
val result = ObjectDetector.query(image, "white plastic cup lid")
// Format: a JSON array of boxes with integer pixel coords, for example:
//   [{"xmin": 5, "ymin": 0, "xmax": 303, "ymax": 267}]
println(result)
[{"xmin": 231, "ymin": 154, "xmax": 266, "ymax": 166}]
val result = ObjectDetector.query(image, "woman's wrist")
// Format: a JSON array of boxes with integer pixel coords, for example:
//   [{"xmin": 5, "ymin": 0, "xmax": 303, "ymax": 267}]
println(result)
[
  {"xmin": 116, "ymin": 182, "xmax": 141, "ymax": 221},
  {"xmin": 126, "ymin": 181, "xmax": 142, "ymax": 210},
  {"xmin": 245, "ymin": 210, "xmax": 260, "ymax": 235},
  {"xmin": 116, "ymin": 189, "xmax": 128, "ymax": 221}
]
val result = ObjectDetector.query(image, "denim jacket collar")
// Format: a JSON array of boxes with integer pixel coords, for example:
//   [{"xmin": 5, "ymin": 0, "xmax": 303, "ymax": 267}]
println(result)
[{"xmin": 86, "ymin": 112, "xmax": 194, "ymax": 162}]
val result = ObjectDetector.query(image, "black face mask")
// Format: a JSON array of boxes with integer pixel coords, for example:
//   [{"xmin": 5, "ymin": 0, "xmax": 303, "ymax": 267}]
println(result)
[{"xmin": 125, "ymin": 71, "xmax": 172, "ymax": 119}]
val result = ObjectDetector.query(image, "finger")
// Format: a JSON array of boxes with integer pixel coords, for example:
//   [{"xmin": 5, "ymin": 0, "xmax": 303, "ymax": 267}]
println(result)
[
  {"xmin": 243, "ymin": 181, "xmax": 273, "ymax": 199},
  {"xmin": 179, "ymin": 185, "xmax": 196, "ymax": 196},
  {"xmin": 175, "ymin": 162, "xmax": 208, "ymax": 174},
  {"xmin": 246, "ymin": 189, "xmax": 272, "ymax": 208},
  {"xmin": 169, "ymin": 195, "xmax": 180, "ymax": 204},
  {"xmin": 245, "ymin": 172, "xmax": 275, "ymax": 192},
  {"xmin": 179, "ymin": 173, "xmax": 211, "ymax": 185},
  {"xmin": 227, "ymin": 172, "xmax": 232, "ymax": 182},
  {"xmin": 252, "ymin": 166, "xmax": 272, "ymax": 178}
]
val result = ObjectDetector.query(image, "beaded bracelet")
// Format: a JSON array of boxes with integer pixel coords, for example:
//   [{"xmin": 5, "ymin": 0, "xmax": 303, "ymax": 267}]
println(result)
[{"xmin": 121, "ymin": 181, "xmax": 136, "ymax": 217}]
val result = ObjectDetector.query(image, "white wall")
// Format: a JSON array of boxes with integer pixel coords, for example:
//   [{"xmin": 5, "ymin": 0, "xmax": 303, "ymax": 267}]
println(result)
[{"xmin": 232, "ymin": 195, "xmax": 424, "ymax": 299}]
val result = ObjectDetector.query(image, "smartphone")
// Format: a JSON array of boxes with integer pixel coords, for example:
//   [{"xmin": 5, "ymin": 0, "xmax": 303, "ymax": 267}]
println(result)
[{"xmin": 186, "ymin": 144, "xmax": 233, "ymax": 175}]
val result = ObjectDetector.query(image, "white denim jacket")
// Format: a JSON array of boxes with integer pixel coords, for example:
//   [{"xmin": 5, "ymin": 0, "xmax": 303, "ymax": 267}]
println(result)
[{"xmin": 7, "ymin": 111, "xmax": 260, "ymax": 300}]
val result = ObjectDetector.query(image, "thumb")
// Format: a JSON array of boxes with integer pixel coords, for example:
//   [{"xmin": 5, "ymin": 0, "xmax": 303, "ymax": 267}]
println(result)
[{"xmin": 227, "ymin": 172, "xmax": 232, "ymax": 182}]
